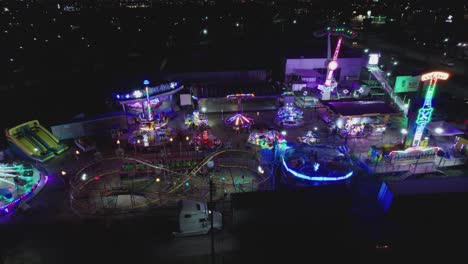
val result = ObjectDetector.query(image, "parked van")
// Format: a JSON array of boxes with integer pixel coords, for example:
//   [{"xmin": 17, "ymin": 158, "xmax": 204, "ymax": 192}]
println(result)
[{"xmin": 173, "ymin": 200, "xmax": 222, "ymax": 237}]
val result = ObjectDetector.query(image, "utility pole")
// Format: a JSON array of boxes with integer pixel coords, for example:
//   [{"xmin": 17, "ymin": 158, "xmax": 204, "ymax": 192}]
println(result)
[
  {"xmin": 209, "ymin": 176, "xmax": 215, "ymax": 264},
  {"xmin": 272, "ymin": 140, "xmax": 280, "ymax": 190}
]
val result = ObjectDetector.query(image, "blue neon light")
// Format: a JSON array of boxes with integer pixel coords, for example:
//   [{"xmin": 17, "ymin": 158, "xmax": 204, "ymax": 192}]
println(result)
[
  {"xmin": 143, "ymin": 80, "xmax": 150, "ymax": 85},
  {"xmin": 313, "ymin": 162, "xmax": 320, "ymax": 172},
  {"xmin": 282, "ymin": 158, "xmax": 353, "ymax": 182}
]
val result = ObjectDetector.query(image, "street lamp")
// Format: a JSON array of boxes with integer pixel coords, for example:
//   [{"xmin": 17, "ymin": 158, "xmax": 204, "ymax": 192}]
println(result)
[
  {"xmin": 202, "ymin": 29, "xmax": 208, "ymax": 35},
  {"xmin": 401, "ymin": 128, "xmax": 408, "ymax": 145},
  {"xmin": 257, "ymin": 165, "xmax": 264, "ymax": 174},
  {"xmin": 81, "ymin": 173, "xmax": 87, "ymax": 181},
  {"xmin": 435, "ymin": 127, "xmax": 444, "ymax": 134},
  {"xmin": 201, "ymin": 107, "xmax": 207, "ymax": 113},
  {"xmin": 364, "ymin": 48, "xmax": 369, "ymax": 53}
]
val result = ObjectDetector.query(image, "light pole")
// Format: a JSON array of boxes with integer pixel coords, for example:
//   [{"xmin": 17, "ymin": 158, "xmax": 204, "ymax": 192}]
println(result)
[
  {"xmin": 134, "ymin": 139, "xmax": 140, "ymax": 155},
  {"xmin": 401, "ymin": 128, "xmax": 408, "ymax": 145},
  {"xmin": 209, "ymin": 175, "xmax": 215, "ymax": 264}
]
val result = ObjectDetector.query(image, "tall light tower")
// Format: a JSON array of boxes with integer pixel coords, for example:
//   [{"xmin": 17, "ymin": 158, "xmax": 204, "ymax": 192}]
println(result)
[
  {"xmin": 412, "ymin": 71, "xmax": 449, "ymax": 146},
  {"xmin": 143, "ymin": 79, "xmax": 153, "ymax": 121},
  {"xmin": 314, "ymin": 26, "xmax": 357, "ymax": 100}
]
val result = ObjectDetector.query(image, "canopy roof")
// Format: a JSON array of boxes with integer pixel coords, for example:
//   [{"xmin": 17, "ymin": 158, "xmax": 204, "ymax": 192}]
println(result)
[{"xmin": 426, "ymin": 121, "xmax": 464, "ymax": 136}]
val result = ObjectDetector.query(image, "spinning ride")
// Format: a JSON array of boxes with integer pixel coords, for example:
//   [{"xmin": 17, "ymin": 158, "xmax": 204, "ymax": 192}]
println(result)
[
  {"xmin": 248, "ymin": 130, "xmax": 287, "ymax": 149},
  {"xmin": 225, "ymin": 93, "xmax": 255, "ymax": 131},
  {"xmin": 275, "ymin": 103, "xmax": 304, "ymax": 128},
  {"xmin": 298, "ymin": 131, "xmax": 320, "ymax": 145},
  {"xmin": 0, "ymin": 162, "xmax": 46, "ymax": 215},
  {"xmin": 225, "ymin": 113, "xmax": 254, "ymax": 131},
  {"xmin": 185, "ymin": 111, "xmax": 208, "ymax": 129},
  {"xmin": 282, "ymin": 145, "xmax": 353, "ymax": 184},
  {"xmin": 190, "ymin": 130, "xmax": 222, "ymax": 151}
]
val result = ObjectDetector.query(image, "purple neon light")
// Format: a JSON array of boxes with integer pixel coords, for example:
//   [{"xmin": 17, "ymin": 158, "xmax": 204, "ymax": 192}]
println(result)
[{"xmin": 0, "ymin": 174, "xmax": 48, "ymax": 215}]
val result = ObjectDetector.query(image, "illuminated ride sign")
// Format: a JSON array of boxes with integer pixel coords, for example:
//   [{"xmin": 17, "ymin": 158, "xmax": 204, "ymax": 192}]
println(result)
[
  {"xmin": 226, "ymin": 93, "xmax": 254, "ymax": 99},
  {"xmin": 115, "ymin": 82, "xmax": 179, "ymax": 101},
  {"xmin": 368, "ymin": 53, "xmax": 380, "ymax": 66},
  {"xmin": 412, "ymin": 71, "xmax": 450, "ymax": 146},
  {"xmin": 389, "ymin": 146, "xmax": 441, "ymax": 163}
]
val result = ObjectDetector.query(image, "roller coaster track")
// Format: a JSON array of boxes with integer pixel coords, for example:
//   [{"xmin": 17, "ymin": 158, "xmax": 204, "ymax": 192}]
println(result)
[
  {"xmin": 167, "ymin": 149, "xmax": 254, "ymax": 193},
  {"xmin": 71, "ymin": 149, "xmax": 259, "ymax": 216}
]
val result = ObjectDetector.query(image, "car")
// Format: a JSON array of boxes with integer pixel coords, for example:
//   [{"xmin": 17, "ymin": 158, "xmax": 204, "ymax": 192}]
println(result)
[{"xmin": 439, "ymin": 58, "xmax": 455, "ymax": 67}]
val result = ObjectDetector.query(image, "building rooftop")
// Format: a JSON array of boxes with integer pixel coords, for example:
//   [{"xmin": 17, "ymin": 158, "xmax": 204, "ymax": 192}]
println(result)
[
  {"xmin": 324, "ymin": 100, "xmax": 400, "ymax": 116},
  {"xmin": 386, "ymin": 177, "xmax": 468, "ymax": 196}
]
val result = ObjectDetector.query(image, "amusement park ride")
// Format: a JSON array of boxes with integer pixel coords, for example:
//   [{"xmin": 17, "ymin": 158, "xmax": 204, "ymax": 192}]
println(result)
[
  {"xmin": 412, "ymin": 71, "xmax": 450, "ymax": 147},
  {"xmin": 314, "ymin": 26, "xmax": 357, "ymax": 100},
  {"xmin": 369, "ymin": 71, "xmax": 450, "ymax": 166},
  {"xmin": 225, "ymin": 93, "xmax": 255, "ymax": 131}
]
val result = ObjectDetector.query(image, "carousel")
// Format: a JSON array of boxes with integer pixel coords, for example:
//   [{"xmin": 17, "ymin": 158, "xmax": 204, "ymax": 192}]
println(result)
[{"xmin": 275, "ymin": 103, "xmax": 304, "ymax": 128}]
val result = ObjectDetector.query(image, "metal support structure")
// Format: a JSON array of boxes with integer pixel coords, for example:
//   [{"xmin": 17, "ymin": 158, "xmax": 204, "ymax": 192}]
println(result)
[
  {"xmin": 412, "ymin": 71, "xmax": 449, "ymax": 146},
  {"xmin": 209, "ymin": 177, "xmax": 215, "ymax": 264}
]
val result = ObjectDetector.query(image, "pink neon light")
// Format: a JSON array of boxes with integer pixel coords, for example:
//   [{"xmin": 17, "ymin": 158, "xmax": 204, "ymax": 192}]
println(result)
[
  {"xmin": 421, "ymin": 71, "xmax": 450, "ymax": 81},
  {"xmin": 389, "ymin": 146, "xmax": 440, "ymax": 156},
  {"xmin": 328, "ymin": 60, "xmax": 338, "ymax": 70},
  {"xmin": 324, "ymin": 37, "xmax": 343, "ymax": 87},
  {"xmin": 332, "ymin": 37, "xmax": 343, "ymax": 61}
]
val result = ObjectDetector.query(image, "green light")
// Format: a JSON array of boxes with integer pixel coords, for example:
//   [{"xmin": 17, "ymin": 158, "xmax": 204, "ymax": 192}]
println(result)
[
  {"xmin": 185, "ymin": 182, "xmax": 190, "ymax": 187},
  {"xmin": 221, "ymin": 176, "xmax": 226, "ymax": 181},
  {"xmin": 326, "ymin": 27, "xmax": 330, "ymax": 30}
]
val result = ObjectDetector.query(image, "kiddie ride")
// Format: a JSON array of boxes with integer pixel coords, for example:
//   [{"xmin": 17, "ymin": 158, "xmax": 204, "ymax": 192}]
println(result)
[
  {"xmin": 190, "ymin": 130, "xmax": 222, "ymax": 151},
  {"xmin": 275, "ymin": 103, "xmax": 304, "ymax": 128},
  {"xmin": 247, "ymin": 130, "xmax": 287, "ymax": 149},
  {"xmin": 298, "ymin": 131, "xmax": 320, "ymax": 145},
  {"xmin": 185, "ymin": 110, "xmax": 208, "ymax": 130}
]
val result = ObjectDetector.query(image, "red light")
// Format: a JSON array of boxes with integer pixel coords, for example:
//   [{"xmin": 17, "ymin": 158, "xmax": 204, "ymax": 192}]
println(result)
[{"xmin": 95, "ymin": 176, "xmax": 100, "ymax": 180}]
